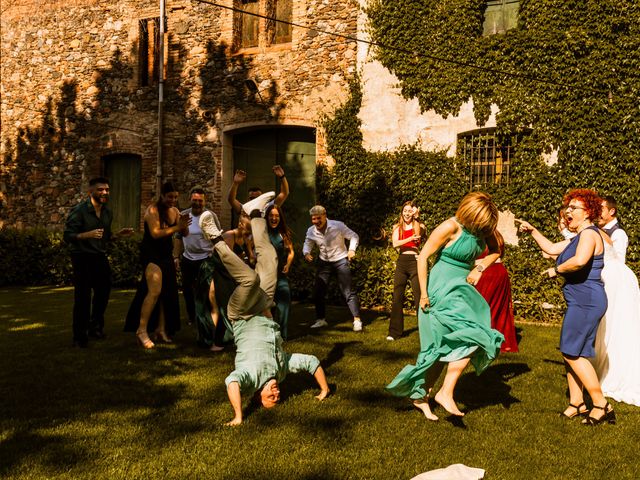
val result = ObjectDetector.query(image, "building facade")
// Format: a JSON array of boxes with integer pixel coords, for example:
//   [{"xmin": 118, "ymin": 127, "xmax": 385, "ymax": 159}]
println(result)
[{"xmin": 1, "ymin": 0, "xmax": 357, "ymax": 235}]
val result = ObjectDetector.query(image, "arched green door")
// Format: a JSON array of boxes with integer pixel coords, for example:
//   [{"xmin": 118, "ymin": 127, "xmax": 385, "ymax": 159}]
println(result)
[{"xmin": 233, "ymin": 127, "xmax": 316, "ymax": 242}]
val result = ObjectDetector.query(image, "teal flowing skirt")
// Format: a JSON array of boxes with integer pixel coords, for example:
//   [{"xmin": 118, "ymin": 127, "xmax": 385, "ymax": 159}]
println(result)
[{"xmin": 386, "ymin": 258, "xmax": 504, "ymax": 399}]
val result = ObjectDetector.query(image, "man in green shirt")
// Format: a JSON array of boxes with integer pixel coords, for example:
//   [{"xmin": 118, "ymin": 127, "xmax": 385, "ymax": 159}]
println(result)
[
  {"xmin": 200, "ymin": 191, "xmax": 329, "ymax": 426},
  {"xmin": 63, "ymin": 177, "xmax": 133, "ymax": 347}
]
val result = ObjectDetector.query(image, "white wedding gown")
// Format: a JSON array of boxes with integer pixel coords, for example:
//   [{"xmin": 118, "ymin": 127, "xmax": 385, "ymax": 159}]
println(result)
[{"xmin": 592, "ymin": 243, "xmax": 640, "ymax": 406}]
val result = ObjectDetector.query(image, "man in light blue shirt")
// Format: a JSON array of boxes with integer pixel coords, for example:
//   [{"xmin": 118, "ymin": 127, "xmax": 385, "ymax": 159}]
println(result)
[
  {"xmin": 200, "ymin": 192, "xmax": 330, "ymax": 426},
  {"xmin": 303, "ymin": 205, "xmax": 362, "ymax": 331}
]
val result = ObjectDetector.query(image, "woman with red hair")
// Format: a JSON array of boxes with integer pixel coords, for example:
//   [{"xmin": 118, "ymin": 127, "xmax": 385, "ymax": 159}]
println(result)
[{"xmin": 518, "ymin": 189, "xmax": 614, "ymax": 425}]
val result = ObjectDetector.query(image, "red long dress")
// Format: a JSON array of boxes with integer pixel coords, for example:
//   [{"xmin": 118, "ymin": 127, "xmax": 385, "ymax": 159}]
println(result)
[{"xmin": 475, "ymin": 250, "xmax": 519, "ymax": 352}]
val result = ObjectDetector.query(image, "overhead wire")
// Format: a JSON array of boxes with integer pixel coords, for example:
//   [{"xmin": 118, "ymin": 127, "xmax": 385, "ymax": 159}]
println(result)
[{"xmin": 191, "ymin": 0, "xmax": 610, "ymax": 96}]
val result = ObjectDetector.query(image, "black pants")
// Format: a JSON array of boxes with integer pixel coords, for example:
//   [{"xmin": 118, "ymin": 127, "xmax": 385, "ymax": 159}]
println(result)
[
  {"xmin": 389, "ymin": 254, "xmax": 419, "ymax": 338},
  {"xmin": 180, "ymin": 256, "xmax": 205, "ymax": 323},
  {"xmin": 314, "ymin": 258, "xmax": 360, "ymax": 320},
  {"xmin": 71, "ymin": 253, "xmax": 111, "ymax": 342}
]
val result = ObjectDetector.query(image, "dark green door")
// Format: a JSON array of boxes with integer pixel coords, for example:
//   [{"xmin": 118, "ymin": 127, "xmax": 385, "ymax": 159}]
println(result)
[
  {"xmin": 233, "ymin": 127, "xmax": 316, "ymax": 242},
  {"xmin": 103, "ymin": 153, "xmax": 142, "ymax": 231}
]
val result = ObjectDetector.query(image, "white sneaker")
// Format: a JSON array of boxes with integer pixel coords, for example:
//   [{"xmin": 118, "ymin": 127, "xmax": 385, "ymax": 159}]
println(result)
[
  {"xmin": 199, "ymin": 211, "xmax": 222, "ymax": 240},
  {"xmin": 310, "ymin": 319, "xmax": 328, "ymax": 329},
  {"xmin": 353, "ymin": 319, "xmax": 363, "ymax": 332},
  {"xmin": 242, "ymin": 191, "xmax": 276, "ymax": 217},
  {"xmin": 386, "ymin": 335, "xmax": 395, "ymax": 341}
]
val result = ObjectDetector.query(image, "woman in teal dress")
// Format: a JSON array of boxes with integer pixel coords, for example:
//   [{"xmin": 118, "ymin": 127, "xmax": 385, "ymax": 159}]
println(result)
[
  {"xmin": 266, "ymin": 205, "xmax": 294, "ymax": 339},
  {"xmin": 386, "ymin": 192, "xmax": 504, "ymax": 420}
]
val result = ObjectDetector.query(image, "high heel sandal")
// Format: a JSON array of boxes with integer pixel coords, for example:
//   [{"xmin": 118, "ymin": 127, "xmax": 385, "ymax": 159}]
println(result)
[
  {"xmin": 153, "ymin": 331, "xmax": 172, "ymax": 344},
  {"xmin": 582, "ymin": 402, "xmax": 616, "ymax": 426},
  {"xmin": 136, "ymin": 330, "xmax": 155, "ymax": 349},
  {"xmin": 560, "ymin": 402, "xmax": 588, "ymax": 419}
]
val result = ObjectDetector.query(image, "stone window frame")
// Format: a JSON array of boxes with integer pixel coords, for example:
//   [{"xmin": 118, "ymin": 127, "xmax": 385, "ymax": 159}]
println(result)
[
  {"xmin": 233, "ymin": 0, "xmax": 293, "ymax": 53},
  {"xmin": 482, "ymin": 0, "xmax": 519, "ymax": 36},
  {"xmin": 457, "ymin": 127, "xmax": 526, "ymax": 188}
]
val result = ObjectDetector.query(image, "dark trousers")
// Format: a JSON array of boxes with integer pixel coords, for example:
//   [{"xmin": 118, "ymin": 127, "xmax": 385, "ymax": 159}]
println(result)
[
  {"xmin": 181, "ymin": 256, "xmax": 205, "ymax": 323},
  {"xmin": 71, "ymin": 253, "xmax": 111, "ymax": 342},
  {"xmin": 314, "ymin": 258, "xmax": 360, "ymax": 320},
  {"xmin": 389, "ymin": 254, "xmax": 420, "ymax": 338}
]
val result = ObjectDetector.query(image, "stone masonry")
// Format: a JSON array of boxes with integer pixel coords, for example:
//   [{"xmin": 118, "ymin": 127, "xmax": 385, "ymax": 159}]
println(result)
[{"xmin": 0, "ymin": 0, "xmax": 358, "ymax": 230}]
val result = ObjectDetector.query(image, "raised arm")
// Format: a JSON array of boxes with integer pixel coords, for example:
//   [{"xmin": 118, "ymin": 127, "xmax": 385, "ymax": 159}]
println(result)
[
  {"xmin": 273, "ymin": 165, "xmax": 289, "ymax": 207},
  {"xmin": 145, "ymin": 206, "xmax": 190, "ymax": 240},
  {"xmin": 227, "ymin": 170, "xmax": 246, "ymax": 215},
  {"xmin": 517, "ymin": 219, "xmax": 567, "ymax": 256},
  {"xmin": 417, "ymin": 218, "xmax": 458, "ymax": 310}
]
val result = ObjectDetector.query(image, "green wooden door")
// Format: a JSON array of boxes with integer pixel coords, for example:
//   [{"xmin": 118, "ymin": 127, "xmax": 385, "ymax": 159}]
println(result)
[
  {"xmin": 103, "ymin": 153, "xmax": 142, "ymax": 231},
  {"xmin": 233, "ymin": 127, "xmax": 316, "ymax": 242}
]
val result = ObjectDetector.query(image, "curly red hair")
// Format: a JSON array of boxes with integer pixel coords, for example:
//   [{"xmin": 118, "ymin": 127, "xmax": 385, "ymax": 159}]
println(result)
[{"xmin": 562, "ymin": 189, "xmax": 602, "ymax": 222}]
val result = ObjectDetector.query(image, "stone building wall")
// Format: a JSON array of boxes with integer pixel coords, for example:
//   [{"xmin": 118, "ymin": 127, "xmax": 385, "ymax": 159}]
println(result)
[{"xmin": 0, "ymin": 0, "xmax": 358, "ymax": 230}]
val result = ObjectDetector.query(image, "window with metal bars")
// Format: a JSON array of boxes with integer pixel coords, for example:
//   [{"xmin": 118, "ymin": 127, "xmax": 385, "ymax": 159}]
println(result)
[{"xmin": 458, "ymin": 128, "xmax": 524, "ymax": 188}]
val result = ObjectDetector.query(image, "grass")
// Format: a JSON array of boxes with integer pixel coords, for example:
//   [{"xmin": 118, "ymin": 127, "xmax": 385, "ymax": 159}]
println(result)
[{"xmin": 1, "ymin": 286, "xmax": 639, "ymax": 480}]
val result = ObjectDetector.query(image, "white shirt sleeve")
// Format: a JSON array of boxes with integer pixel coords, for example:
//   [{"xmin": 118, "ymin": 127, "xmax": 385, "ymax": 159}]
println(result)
[
  {"xmin": 341, "ymin": 222, "xmax": 359, "ymax": 252},
  {"xmin": 302, "ymin": 227, "xmax": 314, "ymax": 256},
  {"xmin": 611, "ymin": 229, "xmax": 629, "ymax": 263}
]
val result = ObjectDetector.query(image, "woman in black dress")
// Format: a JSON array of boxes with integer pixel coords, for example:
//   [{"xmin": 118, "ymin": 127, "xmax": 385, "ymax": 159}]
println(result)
[{"xmin": 125, "ymin": 182, "xmax": 190, "ymax": 348}]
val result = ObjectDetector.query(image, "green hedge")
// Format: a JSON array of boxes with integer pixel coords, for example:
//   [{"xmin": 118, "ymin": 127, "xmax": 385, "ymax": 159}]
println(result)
[
  {"xmin": 0, "ymin": 228, "xmax": 141, "ymax": 287},
  {"xmin": 0, "ymin": 227, "xmax": 586, "ymax": 324}
]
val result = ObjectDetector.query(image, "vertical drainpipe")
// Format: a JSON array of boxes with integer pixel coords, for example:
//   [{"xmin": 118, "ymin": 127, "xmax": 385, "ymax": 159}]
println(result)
[{"xmin": 156, "ymin": 0, "xmax": 166, "ymax": 195}]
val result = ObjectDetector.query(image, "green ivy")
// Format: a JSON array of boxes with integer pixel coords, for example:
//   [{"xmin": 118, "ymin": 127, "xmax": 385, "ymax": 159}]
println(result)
[{"xmin": 366, "ymin": 0, "xmax": 640, "ymax": 259}]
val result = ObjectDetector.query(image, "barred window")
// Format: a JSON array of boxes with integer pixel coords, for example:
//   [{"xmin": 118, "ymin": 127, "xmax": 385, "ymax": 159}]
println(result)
[
  {"xmin": 483, "ymin": 0, "xmax": 519, "ymax": 36},
  {"xmin": 458, "ymin": 128, "xmax": 525, "ymax": 188}
]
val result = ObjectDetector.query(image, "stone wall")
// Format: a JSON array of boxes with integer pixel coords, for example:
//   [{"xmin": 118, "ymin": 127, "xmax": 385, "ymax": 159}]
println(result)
[{"xmin": 0, "ymin": 0, "xmax": 358, "ymax": 230}]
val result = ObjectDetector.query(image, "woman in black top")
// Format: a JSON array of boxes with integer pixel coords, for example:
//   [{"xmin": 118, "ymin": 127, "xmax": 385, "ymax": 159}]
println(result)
[{"xmin": 125, "ymin": 182, "xmax": 190, "ymax": 348}]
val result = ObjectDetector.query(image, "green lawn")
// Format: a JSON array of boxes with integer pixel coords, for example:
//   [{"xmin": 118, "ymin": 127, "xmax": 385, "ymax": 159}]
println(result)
[{"xmin": 1, "ymin": 287, "xmax": 639, "ymax": 479}]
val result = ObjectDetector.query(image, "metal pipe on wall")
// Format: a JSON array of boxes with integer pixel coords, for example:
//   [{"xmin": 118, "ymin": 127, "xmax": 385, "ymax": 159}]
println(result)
[{"xmin": 156, "ymin": 0, "xmax": 166, "ymax": 195}]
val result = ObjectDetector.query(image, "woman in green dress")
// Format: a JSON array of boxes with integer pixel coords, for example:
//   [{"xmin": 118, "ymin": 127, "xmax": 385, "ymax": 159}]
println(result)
[{"xmin": 386, "ymin": 192, "xmax": 505, "ymax": 420}]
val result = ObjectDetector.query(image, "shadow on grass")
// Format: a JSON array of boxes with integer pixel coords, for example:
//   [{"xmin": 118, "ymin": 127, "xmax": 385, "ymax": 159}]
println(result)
[{"xmin": 457, "ymin": 361, "xmax": 531, "ymax": 412}]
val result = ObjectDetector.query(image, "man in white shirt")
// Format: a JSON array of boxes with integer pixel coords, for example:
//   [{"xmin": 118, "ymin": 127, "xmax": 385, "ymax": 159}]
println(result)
[
  {"xmin": 599, "ymin": 195, "xmax": 629, "ymax": 263},
  {"xmin": 303, "ymin": 205, "xmax": 362, "ymax": 332},
  {"xmin": 174, "ymin": 187, "xmax": 224, "ymax": 350}
]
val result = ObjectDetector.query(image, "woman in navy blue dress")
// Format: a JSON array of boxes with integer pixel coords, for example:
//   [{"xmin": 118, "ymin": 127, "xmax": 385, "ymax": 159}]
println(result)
[{"xmin": 518, "ymin": 189, "xmax": 615, "ymax": 425}]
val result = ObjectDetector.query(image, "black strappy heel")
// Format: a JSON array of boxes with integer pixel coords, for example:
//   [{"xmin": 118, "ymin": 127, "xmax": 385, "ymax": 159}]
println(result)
[
  {"xmin": 582, "ymin": 402, "xmax": 616, "ymax": 426},
  {"xmin": 560, "ymin": 402, "xmax": 588, "ymax": 419}
]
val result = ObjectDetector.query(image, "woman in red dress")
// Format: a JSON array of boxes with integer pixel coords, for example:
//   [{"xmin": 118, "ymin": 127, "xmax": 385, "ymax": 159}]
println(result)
[{"xmin": 474, "ymin": 230, "xmax": 519, "ymax": 352}]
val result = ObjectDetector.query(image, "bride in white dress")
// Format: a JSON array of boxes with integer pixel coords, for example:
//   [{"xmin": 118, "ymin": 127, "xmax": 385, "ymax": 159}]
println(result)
[{"xmin": 592, "ymin": 235, "xmax": 640, "ymax": 406}]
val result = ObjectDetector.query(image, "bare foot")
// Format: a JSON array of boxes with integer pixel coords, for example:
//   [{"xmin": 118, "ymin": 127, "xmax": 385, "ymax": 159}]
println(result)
[
  {"xmin": 413, "ymin": 400, "xmax": 438, "ymax": 421},
  {"xmin": 434, "ymin": 391, "xmax": 465, "ymax": 417},
  {"xmin": 225, "ymin": 417, "xmax": 242, "ymax": 427},
  {"xmin": 316, "ymin": 389, "xmax": 329, "ymax": 401},
  {"xmin": 210, "ymin": 344, "xmax": 224, "ymax": 352}
]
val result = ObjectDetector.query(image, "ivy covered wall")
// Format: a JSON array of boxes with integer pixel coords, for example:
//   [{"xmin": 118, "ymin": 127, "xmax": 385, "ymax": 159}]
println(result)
[{"xmin": 364, "ymin": 0, "xmax": 640, "ymax": 259}]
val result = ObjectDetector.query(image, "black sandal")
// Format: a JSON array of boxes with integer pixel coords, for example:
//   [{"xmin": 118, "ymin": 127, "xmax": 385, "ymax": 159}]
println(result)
[
  {"xmin": 560, "ymin": 402, "xmax": 588, "ymax": 419},
  {"xmin": 582, "ymin": 402, "xmax": 616, "ymax": 426}
]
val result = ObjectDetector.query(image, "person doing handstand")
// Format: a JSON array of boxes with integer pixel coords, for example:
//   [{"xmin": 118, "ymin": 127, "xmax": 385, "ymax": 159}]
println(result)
[{"xmin": 199, "ymin": 192, "xmax": 329, "ymax": 426}]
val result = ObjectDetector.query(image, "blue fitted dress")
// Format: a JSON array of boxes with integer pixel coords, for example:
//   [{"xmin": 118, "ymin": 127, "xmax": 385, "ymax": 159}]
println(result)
[
  {"xmin": 556, "ymin": 225, "xmax": 607, "ymax": 358},
  {"xmin": 386, "ymin": 225, "xmax": 504, "ymax": 400}
]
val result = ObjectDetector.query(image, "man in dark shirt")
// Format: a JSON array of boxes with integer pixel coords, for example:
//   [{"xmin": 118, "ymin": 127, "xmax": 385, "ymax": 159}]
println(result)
[{"xmin": 63, "ymin": 177, "xmax": 133, "ymax": 347}]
